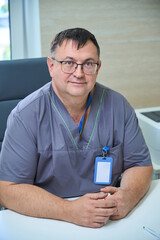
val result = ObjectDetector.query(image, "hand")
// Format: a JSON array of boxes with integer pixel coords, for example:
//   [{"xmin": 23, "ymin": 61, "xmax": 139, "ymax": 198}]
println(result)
[
  {"xmin": 67, "ymin": 192, "xmax": 117, "ymax": 228},
  {"xmin": 100, "ymin": 186, "xmax": 135, "ymax": 220}
]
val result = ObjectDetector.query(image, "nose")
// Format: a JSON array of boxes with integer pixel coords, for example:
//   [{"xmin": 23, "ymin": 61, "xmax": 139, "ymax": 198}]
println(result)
[{"xmin": 73, "ymin": 64, "xmax": 85, "ymax": 78}]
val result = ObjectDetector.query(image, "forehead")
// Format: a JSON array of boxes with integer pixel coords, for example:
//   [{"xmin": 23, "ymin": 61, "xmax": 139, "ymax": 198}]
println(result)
[{"xmin": 55, "ymin": 39, "xmax": 98, "ymax": 60}]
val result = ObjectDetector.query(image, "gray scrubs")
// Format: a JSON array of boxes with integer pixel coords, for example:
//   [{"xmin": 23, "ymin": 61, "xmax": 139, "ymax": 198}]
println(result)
[{"xmin": 0, "ymin": 82, "xmax": 151, "ymax": 198}]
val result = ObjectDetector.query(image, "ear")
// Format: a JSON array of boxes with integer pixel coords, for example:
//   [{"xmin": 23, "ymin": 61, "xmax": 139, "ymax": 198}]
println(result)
[
  {"xmin": 97, "ymin": 60, "xmax": 101, "ymax": 73},
  {"xmin": 47, "ymin": 57, "xmax": 54, "ymax": 78}
]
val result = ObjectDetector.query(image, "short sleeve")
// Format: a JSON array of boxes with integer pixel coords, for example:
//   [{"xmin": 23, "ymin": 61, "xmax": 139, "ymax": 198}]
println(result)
[
  {"xmin": 123, "ymin": 101, "xmax": 152, "ymax": 170},
  {"xmin": 0, "ymin": 110, "xmax": 38, "ymax": 184}
]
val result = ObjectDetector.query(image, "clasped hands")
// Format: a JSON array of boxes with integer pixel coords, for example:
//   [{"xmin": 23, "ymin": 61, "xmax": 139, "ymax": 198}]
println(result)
[{"xmin": 67, "ymin": 186, "xmax": 134, "ymax": 228}]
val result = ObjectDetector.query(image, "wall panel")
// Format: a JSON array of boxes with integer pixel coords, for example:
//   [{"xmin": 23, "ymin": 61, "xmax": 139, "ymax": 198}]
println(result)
[{"xmin": 39, "ymin": 0, "xmax": 160, "ymax": 108}]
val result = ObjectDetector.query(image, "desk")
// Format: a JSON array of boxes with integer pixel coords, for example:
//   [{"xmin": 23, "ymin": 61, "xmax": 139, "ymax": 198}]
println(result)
[
  {"xmin": 0, "ymin": 180, "xmax": 160, "ymax": 240},
  {"xmin": 152, "ymin": 160, "xmax": 160, "ymax": 180}
]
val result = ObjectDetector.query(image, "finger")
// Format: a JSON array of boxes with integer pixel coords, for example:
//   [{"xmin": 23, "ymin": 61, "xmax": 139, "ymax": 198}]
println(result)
[
  {"xmin": 94, "ymin": 216, "xmax": 109, "ymax": 223},
  {"xmin": 88, "ymin": 192, "xmax": 108, "ymax": 200},
  {"xmin": 95, "ymin": 206, "xmax": 118, "ymax": 217},
  {"xmin": 100, "ymin": 186, "xmax": 119, "ymax": 194},
  {"xmin": 95, "ymin": 199, "xmax": 117, "ymax": 208},
  {"xmin": 111, "ymin": 211, "xmax": 119, "ymax": 217},
  {"xmin": 91, "ymin": 222, "xmax": 104, "ymax": 228},
  {"xmin": 110, "ymin": 215, "xmax": 121, "ymax": 220},
  {"xmin": 80, "ymin": 220, "xmax": 104, "ymax": 228}
]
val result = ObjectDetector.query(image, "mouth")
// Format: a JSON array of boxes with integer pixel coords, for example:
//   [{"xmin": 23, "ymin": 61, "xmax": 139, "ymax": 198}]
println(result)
[{"xmin": 68, "ymin": 80, "xmax": 87, "ymax": 85}]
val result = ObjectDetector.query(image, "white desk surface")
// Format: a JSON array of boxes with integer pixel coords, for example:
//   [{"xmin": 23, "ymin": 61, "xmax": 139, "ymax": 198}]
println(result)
[{"xmin": 0, "ymin": 180, "xmax": 160, "ymax": 240}]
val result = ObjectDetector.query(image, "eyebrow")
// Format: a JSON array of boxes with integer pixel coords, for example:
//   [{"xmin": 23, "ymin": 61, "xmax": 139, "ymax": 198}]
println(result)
[{"xmin": 63, "ymin": 56, "xmax": 97, "ymax": 62}]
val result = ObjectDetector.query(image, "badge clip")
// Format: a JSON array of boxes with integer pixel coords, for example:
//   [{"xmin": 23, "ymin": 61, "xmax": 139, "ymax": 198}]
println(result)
[{"xmin": 102, "ymin": 146, "xmax": 110, "ymax": 158}]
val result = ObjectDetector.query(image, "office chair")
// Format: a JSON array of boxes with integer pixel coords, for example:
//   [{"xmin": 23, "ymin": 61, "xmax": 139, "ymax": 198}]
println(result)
[
  {"xmin": 0, "ymin": 57, "xmax": 51, "ymax": 151},
  {"xmin": 0, "ymin": 57, "xmax": 51, "ymax": 210}
]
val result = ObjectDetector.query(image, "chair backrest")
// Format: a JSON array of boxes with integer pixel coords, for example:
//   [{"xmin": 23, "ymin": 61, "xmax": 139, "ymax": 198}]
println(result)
[{"xmin": 0, "ymin": 57, "xmax": 51, "ymax": 151}]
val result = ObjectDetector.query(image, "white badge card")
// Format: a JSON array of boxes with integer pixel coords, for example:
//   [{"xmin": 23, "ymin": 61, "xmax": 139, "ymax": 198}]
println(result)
[{"xmin": 94, "ymin": 157, "xmax": 113, "ymax": 185}]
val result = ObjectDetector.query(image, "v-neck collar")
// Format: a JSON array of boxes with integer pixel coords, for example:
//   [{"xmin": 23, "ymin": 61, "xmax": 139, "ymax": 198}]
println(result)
[{"xmin": 48, "ymin": 83, "xmax": 105, "ymax": 150}]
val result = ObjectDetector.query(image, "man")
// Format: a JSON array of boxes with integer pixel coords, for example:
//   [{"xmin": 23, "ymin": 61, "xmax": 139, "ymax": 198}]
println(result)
[{"xmin": 0, "ymin": 28, "xmax": 152, "ymax": 228}]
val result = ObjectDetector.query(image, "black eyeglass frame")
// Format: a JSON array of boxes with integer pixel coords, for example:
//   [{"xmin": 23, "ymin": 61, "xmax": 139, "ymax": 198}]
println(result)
[{"xmin": 52, "ymin": 57, "xmax": 99, "ymax": 75}]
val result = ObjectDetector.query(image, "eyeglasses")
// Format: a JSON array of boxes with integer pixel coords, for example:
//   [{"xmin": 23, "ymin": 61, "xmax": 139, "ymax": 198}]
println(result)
[{"xmin": 52, "ymin": 57, "xmax": 99, "ymax": 75}]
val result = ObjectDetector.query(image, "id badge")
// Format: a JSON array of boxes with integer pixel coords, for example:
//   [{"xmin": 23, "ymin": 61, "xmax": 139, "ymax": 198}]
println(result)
[{"xmin": 94, "ymin": 156, "xmax": 113, "ymax": 185}]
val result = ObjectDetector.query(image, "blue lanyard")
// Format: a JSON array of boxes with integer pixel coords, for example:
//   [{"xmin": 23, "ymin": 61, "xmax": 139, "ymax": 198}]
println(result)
[
  {"xmin": 78, "ymin": 92, "xmax": 92, "ymax": 135},
  {"xmin": 48, "ymin": 88, "xmax": 105, "ymax": 150}
]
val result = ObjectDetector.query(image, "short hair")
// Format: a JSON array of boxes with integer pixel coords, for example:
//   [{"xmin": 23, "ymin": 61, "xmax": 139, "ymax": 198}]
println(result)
[{"xmin": 50, "ymin": 27, "xmax": 100, "ymax": 58}]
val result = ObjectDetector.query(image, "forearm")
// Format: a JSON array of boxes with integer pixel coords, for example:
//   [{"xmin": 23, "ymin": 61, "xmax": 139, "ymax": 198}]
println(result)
[
  {"xmin": 0, "ymin": 181, "xmax": 69, "ymax": 221},
  {"xmin": 120, "ymin": 165, "xmax": 153, "ymax": 205},
  {"xmin": 101, "ymin": 165, "xmax": 153, "ymax": 220},
  {"xmin": 0, "ymin": 181, "xmax": 118, "ymax": 228}
]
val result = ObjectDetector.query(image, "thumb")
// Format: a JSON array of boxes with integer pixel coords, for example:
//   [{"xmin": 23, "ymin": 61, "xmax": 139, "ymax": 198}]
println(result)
[
  {"xmin": 89, "ymin": 192, "xmax": 108, "ymax": 200},
  {"xmin": 100, "ymin": 186, "xmax": 118, "ymax": 194}
]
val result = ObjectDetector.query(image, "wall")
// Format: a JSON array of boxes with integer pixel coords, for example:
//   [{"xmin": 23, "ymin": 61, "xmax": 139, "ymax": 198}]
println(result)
[{"xmin": 39, "ymin": 0, "xmax": 160, "ymax": 109}]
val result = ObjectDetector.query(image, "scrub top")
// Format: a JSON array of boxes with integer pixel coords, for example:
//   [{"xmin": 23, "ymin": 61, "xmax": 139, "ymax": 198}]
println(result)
[{"xmin": 0, "ymin": 82, "xmax": 151, "ymax": 198}]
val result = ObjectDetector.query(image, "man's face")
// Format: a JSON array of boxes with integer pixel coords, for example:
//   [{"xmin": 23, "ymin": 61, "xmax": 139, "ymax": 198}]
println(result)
[{"xmin": 47, "ymin": 39, "xmax": 101, "ymax": 100}]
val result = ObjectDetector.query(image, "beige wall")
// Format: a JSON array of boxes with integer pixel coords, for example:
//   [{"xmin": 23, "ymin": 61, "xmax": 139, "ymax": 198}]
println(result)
[{"xmin": 39, "ymin": 0, "xmax": 160, "ymax": 109}]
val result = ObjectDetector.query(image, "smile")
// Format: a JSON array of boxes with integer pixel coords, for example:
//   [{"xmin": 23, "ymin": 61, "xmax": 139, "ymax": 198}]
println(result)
[{"xmin": 68, "ymin": 81, "xmax": 87, "ymax": 85}]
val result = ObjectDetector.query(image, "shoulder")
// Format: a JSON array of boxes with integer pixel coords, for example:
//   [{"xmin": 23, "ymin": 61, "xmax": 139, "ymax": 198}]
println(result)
[
  {"xmin": 6, "ymin": 82, "xmax": 52, "ymax": 134},
  {"xmin": 95, "ymin": 82, "xmax": 129, "ymax": 104},
  {"xmin": 95, "ymin": 82, "xmax": 135, "ymax": 120},
  {"xmin": 11, "ymin": 82, "xmax": 51, "ymax": 117}
]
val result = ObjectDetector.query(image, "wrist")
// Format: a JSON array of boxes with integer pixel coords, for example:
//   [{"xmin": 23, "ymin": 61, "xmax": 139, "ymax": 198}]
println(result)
[{"xmin": 59, "ymin": 199, "xmax": 73, "ymax": 223}]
